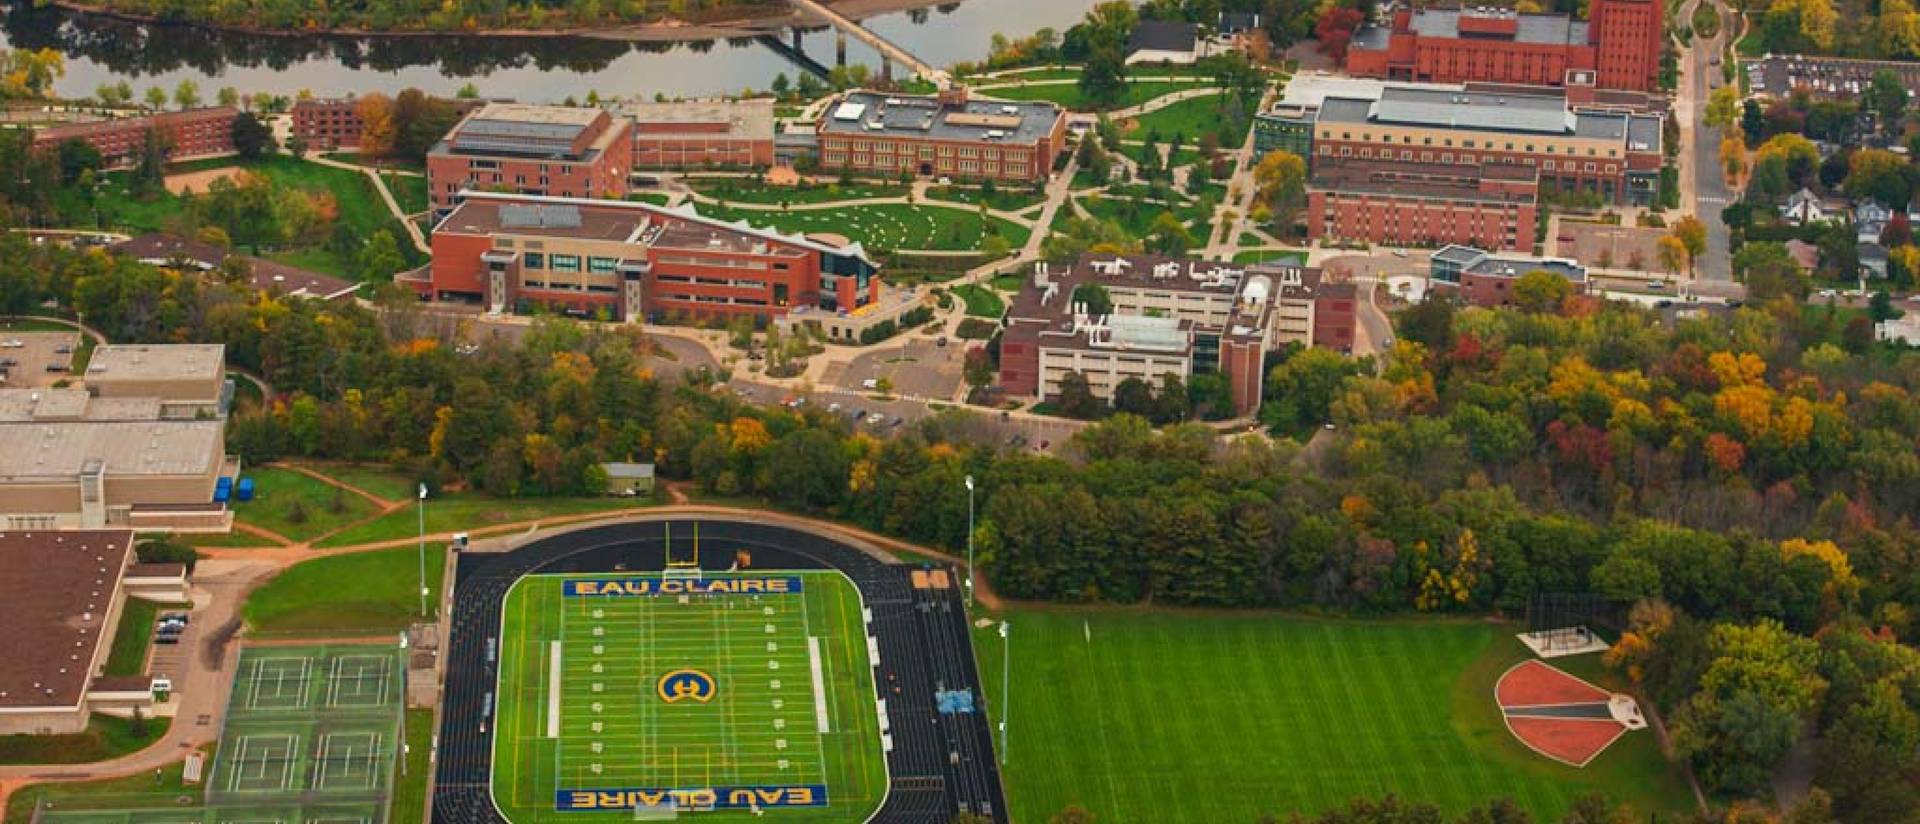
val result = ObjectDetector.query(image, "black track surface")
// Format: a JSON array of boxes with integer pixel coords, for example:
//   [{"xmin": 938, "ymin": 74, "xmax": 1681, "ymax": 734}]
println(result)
[{"xmin": 431, "ymin": 518, "xmax": 1008, "ymax": 823}]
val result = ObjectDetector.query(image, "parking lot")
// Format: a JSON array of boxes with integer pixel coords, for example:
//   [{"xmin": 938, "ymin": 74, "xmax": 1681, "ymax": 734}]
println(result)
[
  {"xmin": 0, "ymin": 329, "xmax": 81, "ymax": 389},
  {"xmin": 1746, "ymin": 55, "xmax": 1920, "ymax": 101},
  {"xmin": 835, "ymin": 337, "xmax": 966, "ymax": 403}
]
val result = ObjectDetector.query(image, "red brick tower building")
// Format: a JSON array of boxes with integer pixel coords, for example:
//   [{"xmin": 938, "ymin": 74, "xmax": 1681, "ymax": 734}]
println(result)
[{"xmin": 1590, "ymin": 0, "xmax": 1664, "ymax": 93}]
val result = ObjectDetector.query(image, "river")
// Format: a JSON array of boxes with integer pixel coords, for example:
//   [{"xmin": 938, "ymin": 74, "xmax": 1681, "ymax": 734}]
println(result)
[{"xmin": 0, "ymin": 0, "xmax": 1097, "ymax": 102}]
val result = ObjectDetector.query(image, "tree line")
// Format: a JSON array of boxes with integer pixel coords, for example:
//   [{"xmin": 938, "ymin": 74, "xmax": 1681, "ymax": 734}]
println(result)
[{"xmin": 10, "ymin": 234, "xmax": 1920, "ymax": 818}]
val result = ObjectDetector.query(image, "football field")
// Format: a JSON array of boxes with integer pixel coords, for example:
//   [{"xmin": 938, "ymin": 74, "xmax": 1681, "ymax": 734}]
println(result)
[{"xmin": 491, "ymin": 570, "xmax": 888, "ymax": 822}]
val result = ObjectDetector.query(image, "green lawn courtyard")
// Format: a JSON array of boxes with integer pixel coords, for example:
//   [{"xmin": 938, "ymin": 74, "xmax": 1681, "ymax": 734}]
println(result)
[
  {"xmin": 972, "ymin": 609, "xmax": 1694, "ymax": 824},
  {"xmin": 691, "ymin": 202, "xmax": 1030, "ymax": 252},
  {"xmin": 951, "ymin": 283, "xmax": 1006, "ymax": 318}
]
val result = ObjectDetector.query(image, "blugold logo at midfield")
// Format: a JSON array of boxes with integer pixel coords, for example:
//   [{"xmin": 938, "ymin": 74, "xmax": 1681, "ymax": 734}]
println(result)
[{"xmin": 658, "ymin": 669, "xmax": 716, "ymax": 703}]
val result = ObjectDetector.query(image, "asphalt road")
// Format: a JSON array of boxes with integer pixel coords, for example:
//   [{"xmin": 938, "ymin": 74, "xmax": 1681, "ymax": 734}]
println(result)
[{"xmin": 1687, "ymin": 0, "xmax": 1736, "ymax": 280}]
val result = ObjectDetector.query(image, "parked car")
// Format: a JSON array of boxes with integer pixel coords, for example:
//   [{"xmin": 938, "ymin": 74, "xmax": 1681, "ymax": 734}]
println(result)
[{"xmin": 0, "ymin": 339, "xmax": 22, "ymax": 349}]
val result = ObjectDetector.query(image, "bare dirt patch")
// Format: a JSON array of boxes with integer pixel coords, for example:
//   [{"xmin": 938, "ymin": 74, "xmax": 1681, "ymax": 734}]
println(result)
[{"xmin": 165, "ymin": 166, "xmax": 243, "ymax": 196}]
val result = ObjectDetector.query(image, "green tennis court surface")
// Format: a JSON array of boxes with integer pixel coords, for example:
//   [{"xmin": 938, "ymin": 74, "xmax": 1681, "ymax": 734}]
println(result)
[
  {"xmin": 36, "ymin": 644, "xmax": 404, "ymax": 824},
  {"xmin": 491, "ymin": 571, "xmax": 887, "ymax": 821}
]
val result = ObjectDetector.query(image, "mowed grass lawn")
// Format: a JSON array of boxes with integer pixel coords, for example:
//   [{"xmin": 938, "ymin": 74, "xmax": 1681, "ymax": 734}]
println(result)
[
  {"xmin": 0, "ymin": 714, "xmax": 169, "ymax": 765},
  {"xmin": 103, "ymin": 597, "xmax": 162, "ymax": 677},
  {"xmin": 973, "ymin": 610, "xmax": 1693, "ymax": 824},
  {"xmin": 694, "ymin": 203, "xmax": 1030, "ymax": 252},
  {"xmin": 2, "ymin": 750, "xmax": 205, "ymax": 823},
  {"xmin": 952, "ymin": 283, "xmax": 1006, "ymax": 318},
  {"xmin": 981, "ymin": 79, "xmax": 1210, "ymax": 111},
  {"xmin": 233, "ymin": 467, "xmax": 380, "ymax": 543},
  {"xmin": 244, "ymin": 545, "xmax": 447, "ymax": 635},
  {"xmin": 1123, "ymin": 92, "xmax": 1255, "ymax": 144},
  {"xmin": 383, "ymin": 172, "xmax": 429, "ymax": 215},
  {"xmin": 304, "ymin": 462, "xmax": 418, "ymax": 502},
  {"xmin": 313, "ymin": 493, "xmax": 639, "ymax": 548},
  {"xmin": 689, "ymin": 179, "xmax": 906, "ymax": 205}
]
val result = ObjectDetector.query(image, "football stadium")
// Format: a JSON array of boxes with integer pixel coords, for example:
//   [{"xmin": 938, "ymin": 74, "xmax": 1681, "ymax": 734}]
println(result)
[{"xmin": 434, "ymin": 518, "xmax": 1004, "ymax": 823}]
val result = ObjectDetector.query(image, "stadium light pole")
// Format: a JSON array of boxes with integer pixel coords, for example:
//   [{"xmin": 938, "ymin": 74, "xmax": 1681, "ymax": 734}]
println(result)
[
  {"xmin": 999, "ymin": 619, "xmax": 1009, "ymax": 764},
  {"xmin": 417, "ymin": 483, "xmax": 429, "ymax": 618},
  {"xmin": 964, "ymin": 474, "xmax": 975, "ymax": 608}
]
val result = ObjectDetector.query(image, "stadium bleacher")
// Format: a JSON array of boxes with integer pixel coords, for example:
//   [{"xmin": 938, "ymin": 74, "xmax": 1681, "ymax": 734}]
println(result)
[{"xmin": 431, "ymin": 518, "xmax": 1006, "ymax": 823}]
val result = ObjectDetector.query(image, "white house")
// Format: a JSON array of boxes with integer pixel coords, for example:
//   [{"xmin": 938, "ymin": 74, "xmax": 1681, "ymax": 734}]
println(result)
[{"xmin": 1780, "ymin": 188, "xmax": 1833, "ymax": 226}]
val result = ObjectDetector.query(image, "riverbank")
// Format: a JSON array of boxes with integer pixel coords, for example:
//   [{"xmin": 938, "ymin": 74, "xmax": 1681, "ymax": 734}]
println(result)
[{"xmin": 44, "ymin": 0, "xmax": 954, "ymax": 42}]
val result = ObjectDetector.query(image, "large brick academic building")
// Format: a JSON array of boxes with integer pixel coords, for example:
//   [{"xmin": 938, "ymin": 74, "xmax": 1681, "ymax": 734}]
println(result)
[
  {"xmin": 1346, "ymin": 0, "xmax": 1664, "ymax": 92},
  {"xmin": 417, "ymin": 192, "xmax": 882, "ymax": 330},
  {"xmin": 815, "ymin": 87, "xmax": 1066, "ymax": 183},
  {"xmin": 426, "ymin": 103, "xmax": 633, "ymax": 215}
]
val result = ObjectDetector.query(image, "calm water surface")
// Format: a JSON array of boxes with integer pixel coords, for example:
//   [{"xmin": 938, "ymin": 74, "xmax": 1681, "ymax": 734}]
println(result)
[{"xmin": 0, "ymin": 0, "xmax": 1098, "ymax": 101}]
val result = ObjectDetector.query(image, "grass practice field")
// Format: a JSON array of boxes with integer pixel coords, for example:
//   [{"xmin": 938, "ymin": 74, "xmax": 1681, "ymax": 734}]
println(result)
[
  {"xmin": 973, "ymin": 610, "xmax": 1694, "ymax": 824},
  {"xmin": 493, "ymin": 571, "xmax": 887, "ymax": 821}
]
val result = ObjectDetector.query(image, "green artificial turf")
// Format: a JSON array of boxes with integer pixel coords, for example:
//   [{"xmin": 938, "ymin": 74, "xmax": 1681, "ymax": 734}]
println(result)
[
  {"xmin": 971, "ymin": 609, "xmax": 1695, "ymax": 824},
  {"xmin": 242, "ymin": 546, "xmax": 446, "ymax": 636},
  {"xmin": 233, "ymin": 467, "xmax": 379, "ymax": 543},
  {"xmin": 491, "ymin": 571, "xmax": 886, "ymax": 822},
  {"xmin": 689, "ymin": 203, "xmax": 1029, "ymax": 252},
  {"xmin": 312, "ymin": 493, "xmax": 638, "ymax": 548}
]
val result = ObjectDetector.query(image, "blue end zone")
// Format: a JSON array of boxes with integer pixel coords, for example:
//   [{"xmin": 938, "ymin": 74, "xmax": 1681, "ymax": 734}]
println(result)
[
  {"xmin": 555, "ymin": 785, "xmax": 830, "ymax": 810},
  {"xmin": 562, "ymin": 576, "xmax": 805, "ymax": 597}
]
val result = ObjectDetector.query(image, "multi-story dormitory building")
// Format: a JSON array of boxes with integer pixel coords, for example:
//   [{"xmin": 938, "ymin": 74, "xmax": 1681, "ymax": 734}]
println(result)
[{"xmin": 998, "ymin": 254, "xmax": 1360, "ymax": 417}]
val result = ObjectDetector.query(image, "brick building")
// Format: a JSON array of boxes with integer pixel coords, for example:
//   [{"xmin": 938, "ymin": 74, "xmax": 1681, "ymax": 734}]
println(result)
[
  {"xmin": 290, "ymin": 98, "xmax": 364, "ymax": 151},
  {"xmin": 30, "ymin": 108, "xmax": 238, "ymax": 170},
  {"xmin": 1310, "ymin": 85, "xmax": 1663, "ymax": 205},
  {"xmin": 1430, "ymin": 244, "xmax": 1589, "ymax": 306},
  {"xmin": 417, "ymin": 192, "xmax": 884, "ymax": 332},
  {"xmin": 620, "ymin": 100, "xmax": 776, "ymax": 169},
  {"xmin": 815, "ymin": 87, "xmax": 1066, "ymax": 183},
  {"xmin": 1307, "ymin": 158, "xmax": 1539, "ymax": 251},
  {"xmin": 426, "ymin": 103, "xmax": 633, "ymax": 215},
  {"xmin": 999, "ymin": 255, "xmax": 1359, "ymax": 416},
  {"xmin": 1346, "ymin": 0, "xmax": 1663, "ymax": 92}
]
